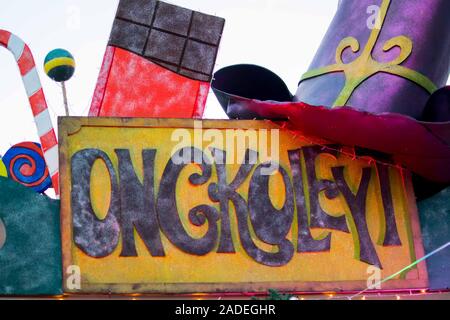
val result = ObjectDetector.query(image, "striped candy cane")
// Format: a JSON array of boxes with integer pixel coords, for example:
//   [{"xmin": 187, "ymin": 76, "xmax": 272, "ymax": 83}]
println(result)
[{"xmin": 0, "ymin": 30, "xmax": 59, "ymax": 196}]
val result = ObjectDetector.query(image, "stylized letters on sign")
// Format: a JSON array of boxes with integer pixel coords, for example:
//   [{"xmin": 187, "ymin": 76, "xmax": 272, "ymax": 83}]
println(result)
[{"xmin": 59, "ymin": 118, "xmax": 427, "ymax": 294}]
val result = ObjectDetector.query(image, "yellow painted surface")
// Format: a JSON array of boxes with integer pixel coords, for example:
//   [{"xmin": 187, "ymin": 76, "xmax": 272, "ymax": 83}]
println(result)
[
  {"xmin": 0, "ymin": 158, "xmax": 7, "ymax": 177},
  {"xmin": 59, "ymin": 118, "xmax": 427, "ymax": 293}
]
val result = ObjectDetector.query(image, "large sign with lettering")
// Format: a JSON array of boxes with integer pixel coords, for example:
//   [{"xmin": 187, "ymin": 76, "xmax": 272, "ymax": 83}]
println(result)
[{"xmin": 59, "ymin": 118, "xmax": 427, "ymax": 294}]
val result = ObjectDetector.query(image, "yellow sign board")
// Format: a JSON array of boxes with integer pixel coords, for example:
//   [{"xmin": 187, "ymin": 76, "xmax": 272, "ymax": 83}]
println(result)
[{"xmin": 59, "ymin": 117, "xmax": 427, "ymax": 294}]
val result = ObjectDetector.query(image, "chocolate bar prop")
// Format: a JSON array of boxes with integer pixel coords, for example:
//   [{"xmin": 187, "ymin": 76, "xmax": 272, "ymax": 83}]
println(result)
[
  {"xmin": 89, "ymin": 0, "xmax": 225, "ymax": 119},
  {"xmin": 212, "ymin": 0, "xmax": 450, "ymax": 184}
]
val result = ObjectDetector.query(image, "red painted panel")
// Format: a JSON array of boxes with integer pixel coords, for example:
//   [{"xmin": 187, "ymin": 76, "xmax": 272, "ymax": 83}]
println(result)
[
  {"xmin": 89, "ymin": 46, "xmax": 115, "ymax": 117},
  {"xmin": 0, "ymin": 30, "xmax": 11, "ymax": 47},
  {"xmin": 17, "ymin": 46, "xmax": 35, "ymax": 76},
  {"xmin": 40, "ymin": 130, "xmax": 58, "ymax": 152},
  {"xmin": 93, "ymin": 47, "xmax": 208, "ymax": 118},
  {"xmin": 29, "ymin": 89, "xmax": 48, "ymax": 116}
]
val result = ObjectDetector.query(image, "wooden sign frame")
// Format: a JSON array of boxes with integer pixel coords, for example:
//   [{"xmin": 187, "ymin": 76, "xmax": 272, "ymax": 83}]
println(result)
[{"xmin": 59, "ymin": 117, "xmax": 428, "ymax": 294}]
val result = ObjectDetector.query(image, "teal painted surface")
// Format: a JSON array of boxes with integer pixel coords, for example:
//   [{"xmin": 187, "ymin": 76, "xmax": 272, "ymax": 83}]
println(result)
[
  {"xmin": 0, "ymin": 177, "xmax": 62, "ymax": 295},
  {"xmin": 418, "ymin": 187, "xmax": 450, "ymax": 290},
  {"xmin": 44, "ymin": 48, "xmax": 74, "ymax": 63},
  {"xmin": 47, "ymin": 66, "xmax": 75, "ymax": 83}
]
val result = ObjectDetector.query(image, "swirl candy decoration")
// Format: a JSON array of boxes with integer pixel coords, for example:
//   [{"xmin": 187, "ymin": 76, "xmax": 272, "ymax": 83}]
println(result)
[
  {"xmin": 0, "ymin": 29, "xmax": 59, "ymax": 195},
  {"xmin": 2, "ymin": 142, "xmax": 52, "ymax": 193}
]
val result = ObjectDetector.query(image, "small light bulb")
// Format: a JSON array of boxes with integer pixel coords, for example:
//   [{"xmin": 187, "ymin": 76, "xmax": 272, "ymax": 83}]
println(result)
[{"xmin": 396, "ymin": 295, "xmax": 401, "ymax": 300}]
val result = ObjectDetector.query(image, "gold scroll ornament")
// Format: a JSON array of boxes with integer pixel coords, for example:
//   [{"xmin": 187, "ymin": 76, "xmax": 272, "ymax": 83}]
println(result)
[{"xmin": 300, "ymin": 0, "xmax": 437, "ymax": 108}]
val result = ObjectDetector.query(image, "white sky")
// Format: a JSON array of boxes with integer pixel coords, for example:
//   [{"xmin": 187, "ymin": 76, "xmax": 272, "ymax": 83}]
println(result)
[
  {"xmin": 0, "ymin": 0, "xmax": 448, "ymax": 157},
  {"xmin": 0, "ymin": 0, "xmax": 339, "ymax": 155}
]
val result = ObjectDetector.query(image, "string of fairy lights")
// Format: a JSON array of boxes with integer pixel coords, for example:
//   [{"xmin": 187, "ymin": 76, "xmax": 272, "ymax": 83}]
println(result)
[
  {"xmin": 344, "ymin": 242, "xmax": 450, "ymax": 300},
  {"xmin": 267, "ymin": 119, "xmax": 409, "ymax": 171},
  {"xmin": 257, "ymin": 119, "xmax": 449, "ymax": 300},
  {"xmin": 46, "ymin": 242, "xmax": 450, "ymax": 300},
  {"xmin": 293, "ymin": 289, "xmax": 448, "ymax": 300}
]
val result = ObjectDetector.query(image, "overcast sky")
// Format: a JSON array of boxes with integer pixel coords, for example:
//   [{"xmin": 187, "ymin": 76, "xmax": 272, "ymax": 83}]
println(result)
[
  {"xmin": 0, "ymin": 0, "xmax": 339, "ymax": 154},
  {"xmin": 0, "ymin": 0, "xmax": 448, "ymax": 157}
]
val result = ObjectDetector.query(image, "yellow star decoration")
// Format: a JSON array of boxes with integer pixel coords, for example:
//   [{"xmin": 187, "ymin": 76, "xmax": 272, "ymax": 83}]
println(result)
[{"xmin": 300, "ymin": 0, "xmax": 437, "ymax": 108}]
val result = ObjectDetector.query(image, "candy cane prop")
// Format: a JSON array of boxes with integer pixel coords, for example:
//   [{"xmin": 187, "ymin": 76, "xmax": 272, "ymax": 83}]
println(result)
[{"xmin": 0, "ymin": 30, "xmax": 59, "ymax": 195}]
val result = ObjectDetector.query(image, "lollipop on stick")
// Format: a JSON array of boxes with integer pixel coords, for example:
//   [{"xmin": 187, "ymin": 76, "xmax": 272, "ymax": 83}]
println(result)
[{"xmin": 44, "ymin": 49, "xmax": 75, "ymax": 115}]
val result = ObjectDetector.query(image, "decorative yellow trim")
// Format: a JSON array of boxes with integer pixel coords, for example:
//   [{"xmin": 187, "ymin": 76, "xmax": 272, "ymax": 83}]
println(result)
[
  {"xmin": 44, "ymin": 57, "xmax": 75, "ymax": 74},
  {"xmin": 300, "ymin": 0, "xmax": 438, "ymax": 108},
  {"xmin": 0, "ymin": 159, "xmax": 7, "ymax": 178}
]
